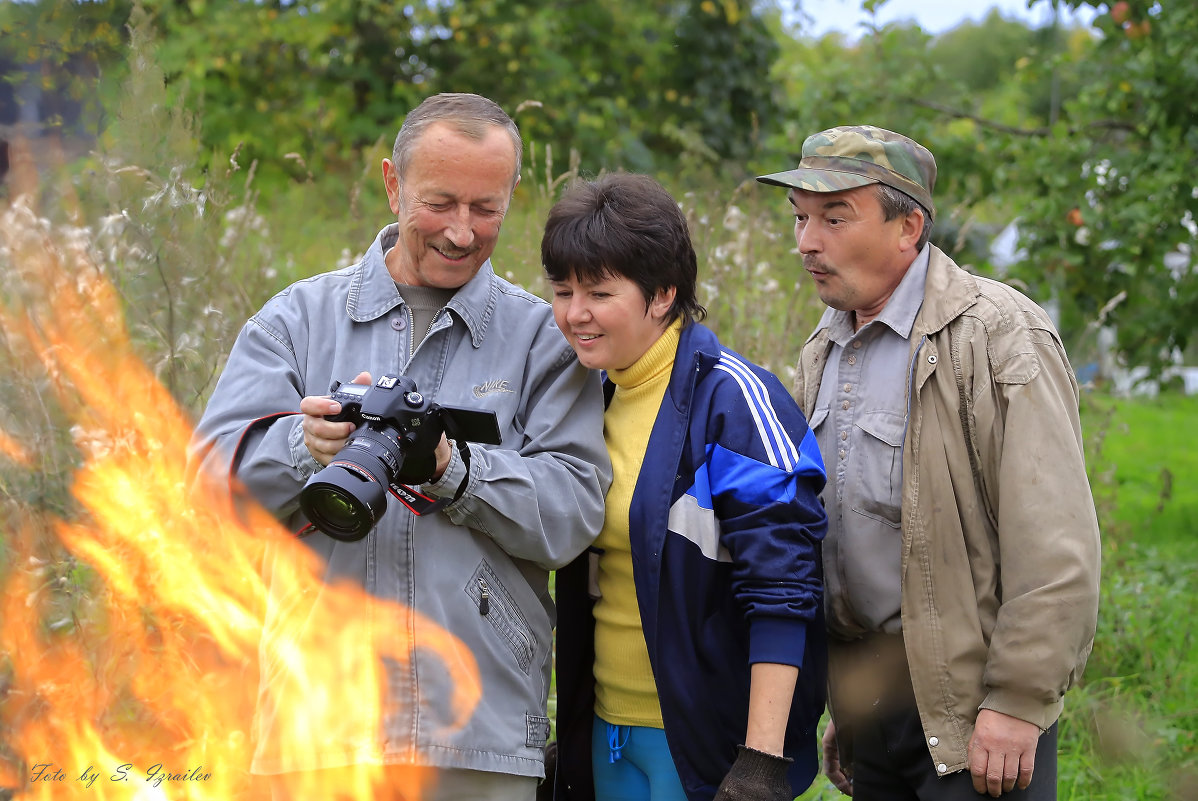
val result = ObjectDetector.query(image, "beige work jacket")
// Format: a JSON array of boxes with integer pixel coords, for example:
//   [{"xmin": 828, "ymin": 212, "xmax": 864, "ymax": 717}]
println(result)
[{"xmin": 793, "ymin": 246, "xmax": 1101, "ymax": 776}]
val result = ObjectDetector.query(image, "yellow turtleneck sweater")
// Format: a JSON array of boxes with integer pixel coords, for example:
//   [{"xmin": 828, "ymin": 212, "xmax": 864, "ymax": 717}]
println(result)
[{"xmin": 593, "ymin": 319, "xmax": 682, "ymax": 727}]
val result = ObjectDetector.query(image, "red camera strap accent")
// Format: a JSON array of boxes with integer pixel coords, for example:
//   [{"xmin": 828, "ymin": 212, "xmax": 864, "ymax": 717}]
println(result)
[{"xmin": 388, "ymin": 483, "xmax": 451, "ymax": 516}]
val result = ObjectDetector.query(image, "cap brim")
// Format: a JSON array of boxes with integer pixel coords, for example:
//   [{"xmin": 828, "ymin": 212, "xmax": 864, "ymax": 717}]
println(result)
[{"xmin": 756, "ymin": 167, "xmax": 879, "ymax": 193}]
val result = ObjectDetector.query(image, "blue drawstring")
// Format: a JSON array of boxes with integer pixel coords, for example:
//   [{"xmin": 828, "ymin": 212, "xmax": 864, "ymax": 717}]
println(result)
[{"xmin": 607, "ymin": 722, "xmax": 630, "ymax": 763}]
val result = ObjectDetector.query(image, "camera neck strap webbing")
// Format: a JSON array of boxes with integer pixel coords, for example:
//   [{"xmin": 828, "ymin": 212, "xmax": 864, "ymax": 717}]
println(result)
[{"xmin": 388, "ymin": 483, "xmax": 451, "ymax": 516}]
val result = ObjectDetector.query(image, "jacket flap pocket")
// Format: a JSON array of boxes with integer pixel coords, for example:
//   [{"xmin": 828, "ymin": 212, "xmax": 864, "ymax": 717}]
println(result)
[{"xmin": 855, "ymin": 410, "xmax": 906, "ymax": 447}]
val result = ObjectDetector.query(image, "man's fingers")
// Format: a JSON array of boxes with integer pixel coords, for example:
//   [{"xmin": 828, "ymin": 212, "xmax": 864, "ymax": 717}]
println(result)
[
  {"xmin": 822, "ymin": 722, "xmax": 852, "ymax": 796},
  {"xmin": 1002, "ymin": 754, "xmax": 1021, "ymax": 794},
  {"xmin": 822, "ymin": 754, "xmax": 852, "ymax": 796},
  {"xmin": 821, "ymin": 749, "xmax": 851, "ymax": 796},
  {"xmin": 969, "ymin": 744, "xmax": 988, "ymax": 795},
  {"xmin": 986, "ymin": 754, "xmax": 1005, "ymax": 797},
  {"xmin": 1017, "ymin": 755, "xmax": 1036, "ymax": 790}
]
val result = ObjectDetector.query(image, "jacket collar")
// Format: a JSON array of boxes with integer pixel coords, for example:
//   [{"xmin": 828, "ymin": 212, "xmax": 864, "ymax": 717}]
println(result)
[
  {"xmin": 911, "ymin": 245, "xmax": 979, "ymax": 339},
  {"xmin": 665, "ymin": 321, "xmax": 722, "ymax": 413},
  {"xmin": 347, "ymin": 224, "xmax": 497, "ymax": 348}
]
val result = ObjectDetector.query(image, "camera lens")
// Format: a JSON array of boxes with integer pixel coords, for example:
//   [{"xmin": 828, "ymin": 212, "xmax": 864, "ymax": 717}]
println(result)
[
  {"xmin": 300, "ymin": 463, "xmax": 387, "ymax": 541},
  {"xmin": 300, "ymin": 425, "xmax": 409, "ymax": 540}
]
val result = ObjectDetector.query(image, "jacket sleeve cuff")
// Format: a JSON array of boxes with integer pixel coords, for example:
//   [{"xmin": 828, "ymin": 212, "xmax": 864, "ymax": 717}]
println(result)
[
  {"xmin": 979, "ymin": 689, "xmax": 1062, "ymax": 732},
  {"xmin": 288, "ymin": 416, "xmax": 321, "ymax": 480},
  {"xmin": 748, "ymin": 617, "xmax": 808, "ymax": 667},
  {"xmin": 421, "ymin": 441, "xmax": 470, "ymax": 502}
]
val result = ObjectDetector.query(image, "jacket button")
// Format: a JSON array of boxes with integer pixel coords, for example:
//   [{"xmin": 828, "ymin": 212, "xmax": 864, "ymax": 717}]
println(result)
[
  {"xmin": 392, "ymin": 317, "xmax": 406, "ymax": 331},
  {"xmin": 928, "ymin": 736, "xmax": 939, "ymax": 747},
  {"xmin": 937, "ymin": 763, "xmax": 948, "ymax": 774},
  {"xmin": 927, "ymin": 353, "xmax": 937, "ymax": 365}
]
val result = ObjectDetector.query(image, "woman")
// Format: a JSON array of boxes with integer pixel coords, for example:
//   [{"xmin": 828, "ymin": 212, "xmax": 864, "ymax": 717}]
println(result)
[{"xmin": 542, "ymin": 174, "xmax": 828, "ymax": 801}]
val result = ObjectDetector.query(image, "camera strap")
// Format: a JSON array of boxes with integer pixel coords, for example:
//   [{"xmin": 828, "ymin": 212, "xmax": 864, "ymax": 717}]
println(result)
[{"xmin": 388, "ymin": 483, "xmax": 451, "ymax": 516}]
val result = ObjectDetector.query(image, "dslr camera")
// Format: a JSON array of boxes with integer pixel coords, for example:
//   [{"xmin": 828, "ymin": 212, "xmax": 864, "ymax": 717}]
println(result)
[{"xmin": 299, "ymin": 374, "xmax": 500, "ymax": 542}]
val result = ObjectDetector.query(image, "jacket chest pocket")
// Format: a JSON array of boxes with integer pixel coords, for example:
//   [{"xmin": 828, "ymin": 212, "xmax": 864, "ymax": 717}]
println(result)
[
  {"xmin": 464, "ymin": 561, "xmax": 536, "ymax": 675},
  {"xmin": 850, "ymin": 410, "xmax": 906, "ymax": 529}
]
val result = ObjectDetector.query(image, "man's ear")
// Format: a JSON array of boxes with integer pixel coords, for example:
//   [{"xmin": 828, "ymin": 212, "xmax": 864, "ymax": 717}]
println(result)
[
  {"xmin": 900, "ymin": 207, "xmax": 925, "ymax": 251},
  {"xmin": 382, "ymin": 158, "xmax": 402, "ymax": 216}
]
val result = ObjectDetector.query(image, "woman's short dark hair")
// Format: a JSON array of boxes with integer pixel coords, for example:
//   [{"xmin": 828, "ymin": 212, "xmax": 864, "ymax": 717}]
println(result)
[{"xmin": 541, "ymin": 173, "xmax": 706, "ymax": 325}]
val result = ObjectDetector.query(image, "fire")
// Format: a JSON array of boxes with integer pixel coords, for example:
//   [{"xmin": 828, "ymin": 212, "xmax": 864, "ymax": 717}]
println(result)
[
  {"xmin": 0, "ymin": 193, "xmax": 480, "ymax": 798},
  {"xmin": 0, "ymin": 428, "xmax": 29, "ymax": 465}
]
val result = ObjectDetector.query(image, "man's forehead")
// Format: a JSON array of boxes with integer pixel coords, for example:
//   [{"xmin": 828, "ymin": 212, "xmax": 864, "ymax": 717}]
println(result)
[{"xmin": 406, "ymin": 123, "xmax": 518, "ymax": 183}]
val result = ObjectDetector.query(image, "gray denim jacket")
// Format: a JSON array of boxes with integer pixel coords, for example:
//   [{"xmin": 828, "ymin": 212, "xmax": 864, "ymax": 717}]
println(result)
[{"xmin": 192, "ymin": 225, "xmax": 610, "ymax": 777}]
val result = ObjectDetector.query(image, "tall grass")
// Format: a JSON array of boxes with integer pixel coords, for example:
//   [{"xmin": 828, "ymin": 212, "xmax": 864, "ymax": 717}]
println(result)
[{"xmin": 1059, "ymin": 393, "xmax": 1198, "ymax": 801}]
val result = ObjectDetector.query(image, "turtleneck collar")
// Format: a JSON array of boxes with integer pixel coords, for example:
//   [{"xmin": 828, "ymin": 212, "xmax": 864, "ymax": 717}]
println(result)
[{"xmin": 606, "ymin": 319, "xmax": 683, "ymax": 390}]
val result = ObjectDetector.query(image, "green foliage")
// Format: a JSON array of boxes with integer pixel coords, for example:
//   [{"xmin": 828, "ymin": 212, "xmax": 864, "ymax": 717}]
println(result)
[
  {"xmin": 0, "ymin": 0, "xmax": 129, "ymax": 132},
  {"xmin": 414, "ymin": 0, "xmax": 780, "ymax": 173},
  {"xmin": 1005, "ymin": 1, "xmax": 1198, "ymax": 376},
  {"xmin": 139, "ymin": 0, "xmax": 431, "ymax": 181},
  {"xmin": 2, "ymin": 0, "xmax": 781, "ymax": 182}
]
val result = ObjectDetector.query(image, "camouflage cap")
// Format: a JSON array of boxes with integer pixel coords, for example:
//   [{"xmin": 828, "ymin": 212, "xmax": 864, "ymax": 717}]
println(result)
[{"xmin": 757, "ymin": 125, "xmax": 937, "ymax": 221}]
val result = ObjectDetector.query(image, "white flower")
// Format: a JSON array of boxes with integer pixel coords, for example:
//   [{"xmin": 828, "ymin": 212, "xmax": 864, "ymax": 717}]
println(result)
[{"xmin": 722, "ymin": 205, "xmax": 746, "ymax": 232}]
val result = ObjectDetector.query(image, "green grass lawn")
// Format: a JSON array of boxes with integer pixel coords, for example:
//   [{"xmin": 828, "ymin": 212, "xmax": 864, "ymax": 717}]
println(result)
[{"xmin": 1083, "ymin": 391, "xmax": 1198, "ymax": 552}]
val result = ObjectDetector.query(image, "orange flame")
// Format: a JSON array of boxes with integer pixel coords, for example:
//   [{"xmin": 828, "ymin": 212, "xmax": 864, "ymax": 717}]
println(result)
[
  {"xmin": 0, "ymin": 195, "xmax": 480, "ymax": 799},
  {"xmin": 0, "ymin": 427, "xmax": 30, "ymax": 465}
]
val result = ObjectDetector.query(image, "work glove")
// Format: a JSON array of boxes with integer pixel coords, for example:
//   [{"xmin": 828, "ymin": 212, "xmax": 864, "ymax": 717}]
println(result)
[{"xmin": 712, "ymin": 745, "xmax": 793, "ymax": 801}]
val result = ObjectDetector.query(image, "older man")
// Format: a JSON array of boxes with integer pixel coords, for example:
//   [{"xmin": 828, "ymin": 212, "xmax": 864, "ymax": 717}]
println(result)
[
  {"xmin": 192, "ymin": 93, "xmax": 610, "ymax": 801},
  {"xmin": 757, "ymin": 126, "xmax": 1100, "ymax": 800}
]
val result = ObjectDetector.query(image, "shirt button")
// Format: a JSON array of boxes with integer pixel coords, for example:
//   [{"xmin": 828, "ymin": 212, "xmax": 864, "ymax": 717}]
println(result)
[
  {"xmin": 852, "ymin": 340, "xmax": 863, "ymax": 349},
  {"xmin": 847, "ymin": 355, "xmax": 856, "ymax": 365},
  {"xmin": 838, "ymin": 449, "xmax": 846, "ymax": 459},
  {"xmin": 928, "ymin": 736, "xmax": 939, "ymax": 747},
  {"xmin": 391, "ymin": 317, "xmax": 406, "ymax": 331},
  {"xmin": 843, "ymin": 383, "xmax": 852, "ymax": 392},
  {"xmin": 841, "ymin": 401, "xmax": 850, "ymax": 410},
  {"xmin": 841, "ymin": 431, "xmax": 848, "ymax": 441},
  {"xmin": 937, "ymin": 763, "xmax": 948, "ymax": 774}
]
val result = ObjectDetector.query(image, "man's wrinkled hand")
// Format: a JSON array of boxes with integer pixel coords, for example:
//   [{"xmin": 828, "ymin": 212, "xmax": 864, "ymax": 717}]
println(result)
[
  {"xmin": 712, "ymin": 745, "xmax": 792, "ymax": 801},
  {"xmin": 968, "ymin": 709, "xmax": 1041, "ymax": 797},
  {"xmin": 301, "ymin": 371, "xmax": 371, "ymax": 466},
  {"xmin": 822, "ymin": 720, "xmax": 853, "ymax": 796}
]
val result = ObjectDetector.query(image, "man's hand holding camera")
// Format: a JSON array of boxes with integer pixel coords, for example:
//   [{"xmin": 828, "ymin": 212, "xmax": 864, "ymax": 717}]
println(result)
[
  {"xmin": 300, "ymin": 371, "xmax": 452, "ymax": 479},
  {"xmin": 297, "ymin": 372, "xmax": 501, "ymax": 541}
]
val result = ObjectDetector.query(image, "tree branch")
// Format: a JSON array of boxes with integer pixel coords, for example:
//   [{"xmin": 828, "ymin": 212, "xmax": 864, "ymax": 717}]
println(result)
[{"xmin": 906, "ymin": 97, "xmax": 1139, "ymax": 137}]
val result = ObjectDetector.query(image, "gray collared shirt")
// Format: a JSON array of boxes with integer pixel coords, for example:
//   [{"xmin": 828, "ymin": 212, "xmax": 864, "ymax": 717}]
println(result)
[{"xmin": 811, "ymin": 247, "xmax": 929, "ymax": 638}]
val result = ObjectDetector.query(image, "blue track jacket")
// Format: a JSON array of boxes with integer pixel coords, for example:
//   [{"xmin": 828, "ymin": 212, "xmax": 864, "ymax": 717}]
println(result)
[{"xmin": 554, "ymin": 322, "xmax": 828, "ymax": 801}]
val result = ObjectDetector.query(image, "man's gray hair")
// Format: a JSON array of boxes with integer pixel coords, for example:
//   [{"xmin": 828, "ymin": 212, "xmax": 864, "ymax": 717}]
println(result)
[
  {"xmin": 875, "ymin": 184, "xmax": 933, "ymax": 252},
  {"xmin": 391, "ymin": 93, "xmax": 522, "ymax": 190}
]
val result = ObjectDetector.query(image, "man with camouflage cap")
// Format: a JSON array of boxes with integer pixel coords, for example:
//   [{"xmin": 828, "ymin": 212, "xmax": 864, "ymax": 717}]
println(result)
[{"xmin": 757, "ymin": 127, "xmax": 1100, "ymax": 799}]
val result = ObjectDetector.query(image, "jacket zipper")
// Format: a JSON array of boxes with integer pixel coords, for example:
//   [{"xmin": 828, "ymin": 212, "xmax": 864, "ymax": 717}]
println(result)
[{"xmin": 477, "ymin": 577, "xmax": 490, "ymax": 615}]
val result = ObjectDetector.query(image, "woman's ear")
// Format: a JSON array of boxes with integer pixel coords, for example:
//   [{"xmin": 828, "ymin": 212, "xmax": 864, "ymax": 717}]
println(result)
[{"xmin": 649, "ymin": 286, "xmax": 677, "ymax": 322}]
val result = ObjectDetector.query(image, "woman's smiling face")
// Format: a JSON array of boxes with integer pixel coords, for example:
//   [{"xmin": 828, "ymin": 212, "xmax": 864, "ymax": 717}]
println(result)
[{"xmin": 549, "ymin": 273, "xmax": 675, "ymax": 371}]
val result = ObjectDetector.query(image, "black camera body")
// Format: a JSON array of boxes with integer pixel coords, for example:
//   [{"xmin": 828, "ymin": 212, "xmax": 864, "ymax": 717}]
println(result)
[{"xmin": 299, "ymin": 374, "xmax": 501, "ymax": 542}]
